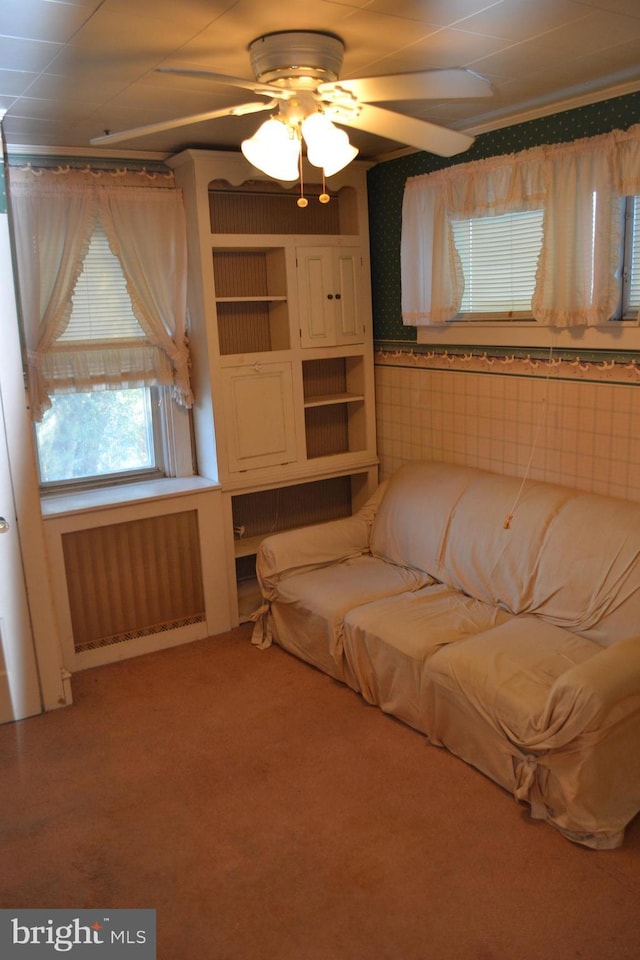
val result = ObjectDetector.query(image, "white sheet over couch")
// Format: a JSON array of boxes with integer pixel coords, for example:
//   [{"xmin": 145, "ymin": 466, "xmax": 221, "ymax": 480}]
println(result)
[{"xmin": 252, "ymin": 461, "xmax": 640, "ymax": 849}]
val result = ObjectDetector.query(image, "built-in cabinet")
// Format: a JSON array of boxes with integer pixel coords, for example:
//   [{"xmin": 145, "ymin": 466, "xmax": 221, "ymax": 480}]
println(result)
[
  {"xmin": 169, "ymin": 150, "xmax": 378, "ymax": 622},
  {"xmin": 221, "ymin": 361, "xmax": 298, "ymax": 472},
  {"xmin": 297, "ymin": 246, "xmax": 365, "ymax": 348}
]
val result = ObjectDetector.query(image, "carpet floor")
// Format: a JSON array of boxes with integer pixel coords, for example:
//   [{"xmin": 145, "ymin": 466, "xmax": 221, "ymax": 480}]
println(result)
[{"xmin": 2, "ymin": 624, "xmax": 639, "ymax": 960}]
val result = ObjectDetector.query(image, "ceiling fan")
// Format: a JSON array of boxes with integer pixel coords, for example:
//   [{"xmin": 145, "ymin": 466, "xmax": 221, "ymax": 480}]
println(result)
[{"xmin": 91, "ymin": 30, "xmax": 492, "ymax": 174}]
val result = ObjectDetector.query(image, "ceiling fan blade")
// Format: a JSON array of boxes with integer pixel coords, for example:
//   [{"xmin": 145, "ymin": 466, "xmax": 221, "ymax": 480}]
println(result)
[
  {"xmin": 331, "ymin": 103, "xmax": 474, "ymax": 157},
  {"xmin": 157, "ymin": 67, "xmax": 294, "ymax": 100},
  {"xmin": 90, "ymin": 100, "xmax": 275, "ymax": 146},
  {"xmin": 319, "ymin": 68, "xmax": 492, "ymax": 103}
]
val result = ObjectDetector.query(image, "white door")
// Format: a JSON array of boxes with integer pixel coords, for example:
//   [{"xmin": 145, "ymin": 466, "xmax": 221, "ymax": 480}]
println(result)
[{"xmin": 0, "ymin": 205, "xmax": 42, "ymax": 724}]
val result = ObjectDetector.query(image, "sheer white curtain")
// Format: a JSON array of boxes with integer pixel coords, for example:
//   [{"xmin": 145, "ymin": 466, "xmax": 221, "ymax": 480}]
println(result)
[
  {"xmin": 532, "ymin": 137, "xmax": 621, "ymax": 326},
  {"xmin": 402, "ymin": 149, "xmax": 545, "ymax": 324},
  {"xmin": 9, "ymin": 178, "xmax": 96, "ymax": 418},
  {"xmin": 9, "ymin": 171, "xmax": 193, "ymax": 420},
  {"xmin": 401, "ymin": 176, "xmax": 461, "ymax": 325},
  {"xmin": 401, "ymin": 124, "xmax": 640, "ymax": 328},
  {"xmin": 102, "ymin": 186, "xmax": 192, "ymax": 407},
  {"xmin": 613, "ymin": 124, "xmax": 640, "ymax": 198}
]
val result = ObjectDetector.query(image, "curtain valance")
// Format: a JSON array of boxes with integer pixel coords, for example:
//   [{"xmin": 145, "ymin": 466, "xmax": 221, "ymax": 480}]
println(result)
[
  {"xmin": 9, "ymin": 172, "xmax": 193, "ymax": 420},
  {"xmin": 401, "ymin": 124, "xmax": 640, "ymax": 327}
]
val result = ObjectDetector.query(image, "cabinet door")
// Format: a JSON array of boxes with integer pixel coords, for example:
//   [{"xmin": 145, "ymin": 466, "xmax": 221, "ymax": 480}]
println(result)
[
  {"xmin": 297, "ymin": 247, "xmax": 334, "ymax": 348},
  {"xmin": 333, "ymin": 248, "xmax": 364, "ymax": 345},
  {"xmin": 297, "ymin": 246, "xmax": 364, "ymax": 348},
  {"xmin": 221, "ymin": 362, "xmax": 298, "ymax": 472}
]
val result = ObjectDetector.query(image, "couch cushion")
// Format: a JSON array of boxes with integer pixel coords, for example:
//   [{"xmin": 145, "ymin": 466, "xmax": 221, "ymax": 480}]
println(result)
[
  {"xmin": 370, "ymin": 460, "xmax": 573, "ymax": 615},
  {"xmin": 440, "ymin": 473, "xmax": 571, "ymax": 613},
  {"xmin": 369, "ymin": 461, "xmax": 480, "ymax": 576},
  {"xmin": 342, "ymin": 583, "xmax": 512, "ymax": 733},
  {"xmin": 425, "ymin": 617, "xmax": 601, "ymax": 745},
  {"xmin": 529, "ymin": 492, "xmax": 640, "ymax": 646},
  {"xmin": 272, "ymin": 555, "xmax": 432, "ymax": 683}
]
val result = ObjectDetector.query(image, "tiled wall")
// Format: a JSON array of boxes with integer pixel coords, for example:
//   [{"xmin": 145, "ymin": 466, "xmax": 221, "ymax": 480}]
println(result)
[{"xmin": 375, "ymin": 361, "xmax": 640, "ymax": 501}]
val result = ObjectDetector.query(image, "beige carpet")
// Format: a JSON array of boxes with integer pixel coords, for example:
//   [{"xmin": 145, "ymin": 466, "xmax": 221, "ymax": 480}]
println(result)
[{"xmin": 2, "ymin": 624, "xmax": 639, "ymax": 960}]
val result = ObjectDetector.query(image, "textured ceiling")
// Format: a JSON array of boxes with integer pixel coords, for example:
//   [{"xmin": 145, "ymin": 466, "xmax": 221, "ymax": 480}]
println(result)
[{"xmin": 1, "ymin": 0, "xmax": 640, "ymax": 160}]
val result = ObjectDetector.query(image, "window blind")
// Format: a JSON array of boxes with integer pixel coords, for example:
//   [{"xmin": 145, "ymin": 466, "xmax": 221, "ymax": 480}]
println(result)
[
  {"xmin": 452, "ymin": 208, "xmax": 544, "ymax": 316},
  {"xmin": 627, "ymin": 196, "xmax": 640, "ymax": 313},
  {"xmin": 60, "ymin": 224, "xmax": 145, "ymax": 342}
]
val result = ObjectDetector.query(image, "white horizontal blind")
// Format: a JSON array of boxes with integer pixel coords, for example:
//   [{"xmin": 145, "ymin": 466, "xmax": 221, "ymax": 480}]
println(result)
[
  {"xmin": 59, "ymin": 223, "xmax": 145, "ymax": 342},
  {"xmin": 452, "ymin": 208, "xmax": 544, "ymax": 317},
  {"xmin": 626, "ymin": 196, "xmax": 640, "ymax": 314}
]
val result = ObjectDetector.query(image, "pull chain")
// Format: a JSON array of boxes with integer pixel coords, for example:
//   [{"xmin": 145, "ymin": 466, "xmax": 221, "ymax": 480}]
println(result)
[{"xmin": 297, "ymin": 145, "xmax": 308, "ymax": 208}]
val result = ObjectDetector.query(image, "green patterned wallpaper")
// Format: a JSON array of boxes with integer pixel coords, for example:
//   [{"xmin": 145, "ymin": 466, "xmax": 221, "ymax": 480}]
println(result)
[{"xmin": 367, "ymin": 90, "xmax": 640, "ymax": 344}]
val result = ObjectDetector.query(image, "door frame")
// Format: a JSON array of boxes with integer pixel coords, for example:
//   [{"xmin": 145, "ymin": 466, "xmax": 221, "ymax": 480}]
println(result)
[{"xmin": 1, "ymin": 144, "xmax": 70, "ymax": 715}]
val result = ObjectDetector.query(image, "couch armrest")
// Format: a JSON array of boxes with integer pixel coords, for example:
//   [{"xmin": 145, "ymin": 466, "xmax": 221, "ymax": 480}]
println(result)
[
  {"xmin": 541, "ymin": 635, "xmax": 640, "ymax": 746},
  {"xmin": 510, "ymin": 636, "xmax": 640, "ymax": 847},
  {"xmin": 256, "ymin": 481, "xmax": 387, "ymax": 594}
]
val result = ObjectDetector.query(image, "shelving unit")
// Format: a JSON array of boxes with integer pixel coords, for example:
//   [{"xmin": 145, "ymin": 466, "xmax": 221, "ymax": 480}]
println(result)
[
  {"xmin": 213, "ymin": 247, "xmax": 290, "ymax": 355},
  {"xmin": 302, "ymin": 355, "xmax": 365, "ymax": 404},
  {"xmin": 230, "ymin": 470, "xmax": 374, "ymax": 620},
  {"xmin": 169, "ymin": 149, "xmax": 379, "ymax": 624}
]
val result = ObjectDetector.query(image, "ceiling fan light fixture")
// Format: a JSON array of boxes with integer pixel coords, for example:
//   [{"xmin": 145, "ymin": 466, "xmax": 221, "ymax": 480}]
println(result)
[
  {"xmin": 94, "ymin": 27, "xmax": 493, "ymax": 165},
  {"xmin": 241, "ymin": 117, "xmax": 300, "ymax": 181}
]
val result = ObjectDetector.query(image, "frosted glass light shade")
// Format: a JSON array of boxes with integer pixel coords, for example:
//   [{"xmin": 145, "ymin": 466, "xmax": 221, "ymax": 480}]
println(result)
[
  {"xmin": 321, "ymin": 133, "xmax": 358, "ymax": 177},
  {"xmin": 241, "ymin": 119, "xmax": 300, "ymax": 181},
  {"xmin": 301, "ymin": 113, "xmax": 335, "ymax": 155},
  {"xmin": 301, "ymin": 113, "xmax": 358, "ymax": 176}
]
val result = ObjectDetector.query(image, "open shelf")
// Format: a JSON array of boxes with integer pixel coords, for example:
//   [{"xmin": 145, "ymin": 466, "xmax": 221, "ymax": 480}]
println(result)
[
  {"xmin": 302, "ymin": 355, "xmax": 364, "ymax": 399},
  {"xmin": 230, "ymin": 468, "xmax": 377, "ymax": 622},
  {"xmin": 213, "ymin": 247, "xmax": 287, "ymax": 298},
  {"xmin": 209, "ymin": 180, "xmax": 359, "ymax": 235},
  {"xmin": 216, "ymin": 301, "xmax": 290, "ymax": 355},
  {"xmin": 231, "ymin": 474, "xmax": 358, "ymax": 554},
  {"xmin": 303, "ymin": 392, "xmax": 364, "ymax": 407},
  {"xmin": 301, "ymin": 355, "xmax": 367, "ymax": 456},
  {"xmin": 213, "ymin": 247, "xmax": 290, "ymax": 355},
  {"xmin": 234, "ymin": 533, "xmax": 267, "ymax": 558},
  {"xmin": 304, "ymin": 402, "xmax": 366, "ymax": 458}
]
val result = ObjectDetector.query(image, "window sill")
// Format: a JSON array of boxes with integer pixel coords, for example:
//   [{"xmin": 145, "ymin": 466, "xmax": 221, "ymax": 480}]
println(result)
[
  {"xmin": 40, "ymin": 475, "xmax": 221, "ymax": 519},
  {"xmin": 416, "ymin": 319, "xmax": 640, "ymax": 351}
]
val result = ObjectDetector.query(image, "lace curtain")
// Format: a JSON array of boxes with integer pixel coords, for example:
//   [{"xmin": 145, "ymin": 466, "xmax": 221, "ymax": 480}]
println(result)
[
  {"xmin": 401, "ymin": 124, "xmax": 640, "ymax": 327},
  {"xmin": 9, "ymin": 170, "xmax": 193, "ymax": 421}
]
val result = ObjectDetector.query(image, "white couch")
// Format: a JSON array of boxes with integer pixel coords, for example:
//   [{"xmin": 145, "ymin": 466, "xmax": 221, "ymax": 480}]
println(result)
[{"xmin": 251, "ymin": 461, "xmax": 640, "ymax": 849}]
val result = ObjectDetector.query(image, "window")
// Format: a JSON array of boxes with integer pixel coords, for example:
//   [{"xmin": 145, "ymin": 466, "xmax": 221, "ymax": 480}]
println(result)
[
  {"xmin": 450, "ymin": 197, "xmax": 640, "ymax": 323},
  {"xmin": 34, "ymin": 225, "xmax": 190, "ymax": 489},
  {"xmin": 402, "ymin": 124, "xmax": 640, "ymax": 341},
  {"xmin": 622, "ymin": 195, "xmax": 640, "ymax": 318},
  {"xmin": 35, "ymin": 388, "xmax": 160, "ymax": 485},
  {"xmin": 452, "ymin": 209, "xmax": 544, "ymax": 319}
]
